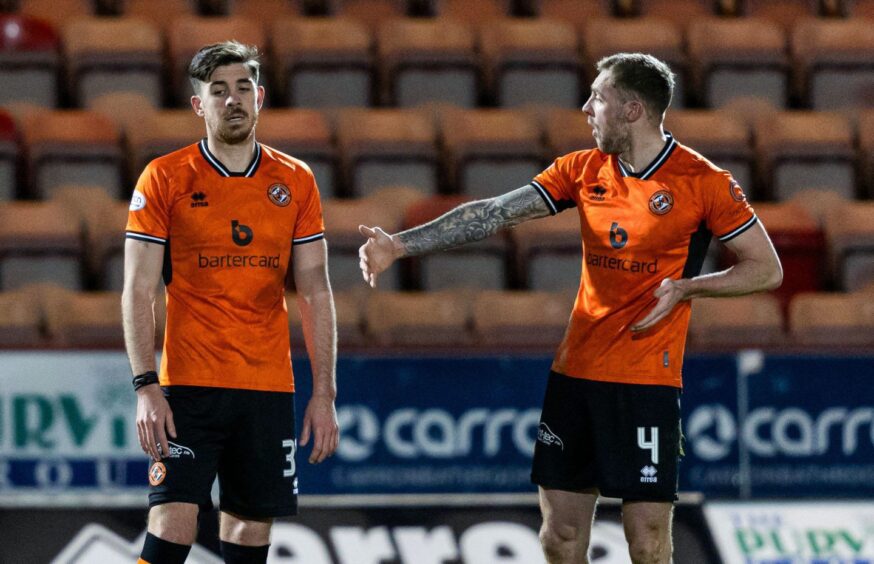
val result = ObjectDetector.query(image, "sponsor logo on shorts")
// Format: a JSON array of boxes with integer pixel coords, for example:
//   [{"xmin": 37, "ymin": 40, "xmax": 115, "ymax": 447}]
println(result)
[
  {"xmin": 537, "ymin": 423, "xmax": 564, "ymax": 450},
  {"xmin": 640, "ymin": 465, "xmax": 658, "ymax": 483},
  {"xmin": 148, "ymin": 462, "xmax": 166, "ymax": 486},
  {"xmin": 166, "ymin": 441, "xmax": 195, "ymax": 459}
]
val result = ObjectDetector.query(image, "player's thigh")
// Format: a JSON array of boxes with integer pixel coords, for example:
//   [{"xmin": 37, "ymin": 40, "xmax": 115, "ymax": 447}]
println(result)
[
  {"xmin": 219, "ymin": 390, "xmax": 298, "ymax": 518},
  {"xmin": 538, "ymin": 486, "xmax": 599, "ymax": 542}
]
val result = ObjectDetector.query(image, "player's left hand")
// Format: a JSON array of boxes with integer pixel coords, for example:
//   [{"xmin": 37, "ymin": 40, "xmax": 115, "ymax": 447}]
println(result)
[
  {"xmin": 631, "ymin": 278, "xmax": 689, "ymax": 333},
  {"xmin": 300, "ymin": 394, "xmax": 339, "ymax": 464}
]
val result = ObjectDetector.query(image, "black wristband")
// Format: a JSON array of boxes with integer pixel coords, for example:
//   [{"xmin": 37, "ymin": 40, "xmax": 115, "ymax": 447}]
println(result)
[{"xmin": 132, "ymin": 371, "xmax": 159, "ymax": 391}]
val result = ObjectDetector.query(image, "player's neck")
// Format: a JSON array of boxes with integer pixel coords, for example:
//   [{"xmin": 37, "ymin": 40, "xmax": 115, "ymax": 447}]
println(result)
[
  {"xmin": 618, "ymin": 128, "xmax": 668, "ymax": 174},
  {"xmin": 206, "ymin": 136, "xmax": 257, "ymax": 173}
]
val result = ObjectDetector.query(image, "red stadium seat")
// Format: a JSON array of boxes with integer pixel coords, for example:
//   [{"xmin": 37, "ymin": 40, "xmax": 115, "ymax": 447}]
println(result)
[
  {"xmin": 20, "ymin": 0, "xmax": 92, "ymax": 30},
  {"xmin": 0, "ymin": 14, "xmax": 60, "ymax": 107},
  {"xmin": 0, "ymin": 108, "xmax": 19, "ymax": 201},
  {"xmin": 271, "ymin": 17, "xmax": 374, "ymax": 108},
  {"xmin": 377, "ymin": 18, "xmax": 478, "ymax": 108}
]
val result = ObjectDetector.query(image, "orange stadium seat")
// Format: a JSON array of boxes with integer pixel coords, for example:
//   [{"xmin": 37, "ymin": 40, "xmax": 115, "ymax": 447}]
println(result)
[
  {"xmin": 123, "ymin": 0, "xmax": 196, "ymax": 30},
  {"xmin": 472, "ymin": 290, "xmax": 574, "ymax": 347},
  {"xmin": 127, "ymin": 109, "xmax": 205, "ymax": 179},
  {"xmin": 287, "ymin": 289, "xmax": 366, "ymax": 349},
  {"xmin": 664, "ymin": 110, "xmax": 754, "ymax": 198},
  {"xmin": 582, "ymin": 17, "xmax": 687, "ymax": 106},
  {"xmin": 786, "ymin": 187, "xmax": 849, "ymax": 226},
  {"xmin": 823, "ymin": 202, "xmax": 874, "ymax": 292},
  {"xmin": 687, "ymin": 17, "xmax": 789, "ymax": 109},
  {"xmin": 789, "ymin": 292, "xmax": 874, "ymax": 347},
  {"xmin": 233, "ymin": 0, "xmax": 302, "ymax": 20},
  {"xmin": 754, "ymin": 111, "xmax": 856, "ymax": 200},
  {"xmin": 0, "ymin": 109, "xmax": 18, "ymax": 201},
  {"xmin": 634, "ymin": 0, "xmax": 712, "ymax": 23},
  {"xmin": 20, "ymin": 0, "xmax": 93, "ymax": 30},
  {"xmin": 321, "ymin": 197, "xmax": 402, "ymax": 291},
  {"xmin": 539, "ymin": 0, "xmax": 610, "ymax": 31},
  {"xmin": 168, "ymin": 16, "xmax": 266, "ymax": 107},
  {"xmin": 792, "ymin": 18, "xmax": 874, "ymax": 110},
  {"xmin": 377, "ymin": 18, "xmax": 479, "ymax": 107},
  {"xmin": 331, "ymin": 0, "xmax": 407, "ymax": 29},
  {"xmin": 853, "ymin": 0, "xmax": 874, "ymax": 18},
  {"xmin": 688, "ymin": 294, "xmax": 785, "ymax": 348},
  {"xmin": 336, "ymin": 108, "xmax": 438, "ymax": 197},
  {"xmin": 440, "ymin": 107, "xmax": 543, "ymax": 198},
  {"xmin": 364, "ymin": 290, "xmax": 472, "ymax": 346},
  {"xmin": 257, "ymin": 109, "xmax": 338, "ymax": 198},
  {"xmin": 438, "ymin": 0, "xmax": 510, "ymax": 22},
  {"xmin": 0, "ymin": 288, "xmax": 43, "ymax": 345},
  {"xmin": 363, "ymin": 184, "xmax": 428, "ymax": 216},
  {"xmin": 21, "ymin": 109, "xmax": 123, "ymax": 199},
  {"xmin": 403, "ymin": 194, "xmax": 510, "ymax": 290},
  {"xmin": 62, "ymin": 17, "xmax": 164, "ymax": 107},
  {"xmin": 544, "ymin": 107, "xmax": 596, "ymax": 157},
  {"xmin": 87, "ymin": 91, "xmax": 158, "ymax": 145},
  {"xmin": 271, "ymin": 17, "xmax": 373, "ymax": 107},
  {"xmin": 44, "ymin": 290, "xmax": 126, "ymax": 347},
  {"xmin": 511, "ymin": 210, "xmax": 581, "ymax": 291},
  {"xmin": 0, "ymin": 201, "xmax": 83, "ymax": 290},
  {"xmin": 860, "ymin": 110, "xmax": 874, "ymax": 199},
  {"xmin": 745, "ymin": 0, "xmax": 818, "ymax": 30},
  {"xmin": 480, "ymin": 18, "xmax": 580, "ymax": 108},
  {"xmin": 0, "ymin": 14, "xmax": 60, "ymax": 107}
]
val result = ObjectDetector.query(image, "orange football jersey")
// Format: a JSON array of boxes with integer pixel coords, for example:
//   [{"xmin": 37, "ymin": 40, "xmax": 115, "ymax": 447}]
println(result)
[
  {"xmin": 531, "ymin": 133, "xmax": 755, "ymax": 388},
  {"xmin": 126, "ymin": 140, "xmax": 325, "ymax": 392}
]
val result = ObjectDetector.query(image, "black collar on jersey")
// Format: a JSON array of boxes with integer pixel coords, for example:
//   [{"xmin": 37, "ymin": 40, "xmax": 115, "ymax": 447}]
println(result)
[
  {"xmin": 198, "ymin": 138, "xmax": 262, "ymax": 178},
  {"xmin": 616, "ymin": 131, "xmax": 677, "ymax": 181}
]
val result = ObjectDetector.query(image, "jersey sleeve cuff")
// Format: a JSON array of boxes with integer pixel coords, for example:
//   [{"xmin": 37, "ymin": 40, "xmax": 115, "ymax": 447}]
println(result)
[
  {"xmin": 292, "ymin": 232, "xmax": 325, "ymax": 245},
  {"xmin": 717, "ymin": 215, "xmax": 758, "ymax": 242},
  {"xmin": 530, "ymin": 181, "xmax": 575, "ymax": 215},
  {"xmin": 126, "ymin": 231, "xmax": 167, "ymax": 245}
]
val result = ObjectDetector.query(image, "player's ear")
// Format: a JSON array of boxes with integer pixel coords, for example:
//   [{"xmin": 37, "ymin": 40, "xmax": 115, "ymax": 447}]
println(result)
[
  {"xmin": 625, "ymin": 100, "xmax": 645, "ymax": 123},
  {"xmin": 256, "ymin": 85, "xmax": 265, "ymax": 110},
  {"xmin": 191, "ymin": 94, "xmax": 204, "ymax": 117}
]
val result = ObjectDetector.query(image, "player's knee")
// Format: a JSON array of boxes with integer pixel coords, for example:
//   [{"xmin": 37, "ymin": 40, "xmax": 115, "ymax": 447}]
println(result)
[
  {"xmin": 627, "ymin": 534, "xmax": 671, "ymax": 564},
  {"xmin": 539, "ymin": 521, "xmax": 587, "ymax": 561},
  {"xmin": 148, "ymin": 503, "xmax": 199, "ymax": 545}
]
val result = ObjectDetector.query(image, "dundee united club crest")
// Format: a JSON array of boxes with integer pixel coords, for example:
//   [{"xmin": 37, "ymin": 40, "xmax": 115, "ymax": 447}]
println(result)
[
  {"xmin": 267, "ymin": 183, "xmax": 291, "ymax": 207},
  {"xmin": 729, "ymin": 179, "xmax": 747, "ymax": 202},
  {"xmin": 648, "ymin": 190, "xmax": 674, "ymax": 215}
]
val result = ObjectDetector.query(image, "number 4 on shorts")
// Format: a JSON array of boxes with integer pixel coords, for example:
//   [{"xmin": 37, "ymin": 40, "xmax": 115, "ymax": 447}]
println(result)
[{"xmin": 637, "ymin": 427, "xmax": 659, "ymax": 464}]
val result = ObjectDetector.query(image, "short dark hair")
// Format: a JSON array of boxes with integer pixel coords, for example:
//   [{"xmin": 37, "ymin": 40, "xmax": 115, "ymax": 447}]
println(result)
[
  {"xmin": 596, "ymin": 53, "xmax": 675, "ymax": 121},
  {"xmin": 188, "ymin": 40, "xmax": 261, "ymax": 93}
]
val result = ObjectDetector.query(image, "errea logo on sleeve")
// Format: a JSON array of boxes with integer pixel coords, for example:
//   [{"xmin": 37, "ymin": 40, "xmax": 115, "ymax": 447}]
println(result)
[{"xmin": 129, "ymin": 189, "xmax": 146, "ymax": 211}]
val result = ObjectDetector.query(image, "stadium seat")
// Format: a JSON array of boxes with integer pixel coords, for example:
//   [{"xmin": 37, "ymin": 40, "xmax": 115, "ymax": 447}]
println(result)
[
  {"xmin": 44, "ymin": 290, "xmax": 126, "ymax": 347},
  {"xmin": 322, "ymin": 197, "xmax": 401, "ymax": 291},
  {"xmin": 544, "ymin": 107, "xmax": 596, "ymax": 157},
  {"xmin": 87, "ymin": 91, "xmax": 158, "ymax": 145},
  {"xmin": 287, "ymin": 289, "xmax": 367, "ymax": 349},
  {"xmin": 331, "ymin": 0, "xmax": 406, "ymax": 29},
  {"xmin": 745, "ymin": 0, "xmax": 818, "ymax": 30},
  {"xmin": 168, "ymin": 16, "xmax": 266, "ymax": 107},
  {"xmin": 123, "ymin": 0, "xmax": 196, "ymax": 29},
  {"xmin": 853, "ymin": 0, "xmax": 874, "ymax": 18},
  {"xmin": 0, "ymin": 14, "xmax": 60, "ymax": 107},
  {"xmin": 402, "ymin": 195, "xmax": 510, "ymax": 290},
  {"xmin": 271, "ymin": 17, "xmax": 373, "ymax": 108},
  {"xmin": 363, "ymin": 185, "xmax": 428, "ymax": 218},
  {"xmin": 754, "ymin": 111, "xmax": 855, "ymax": 200},
  {"xmin": 257, "ymin": 109, "xmax": 338, "ymax": 198},
  {"xmin": 823, "ymin": 202, "xmax": 874, "ymax": 292},
  {"xmin": 582, "ymin": 17, "xmax": 687, "ymax": 106},
  {"xmin": 747, "ymin": 202, "xmax": 825, "ymax": 307},
  {"xmin": 62, "ymin": 17, "xmax": 164, "ymax": 107},
  {"xmin": 539, "ymin": 0, "xmax": 610, "ymax": 31},
  {"xmin": 860, "ymin": 110, "xmax": 874, "ymax": 199},
  {"xmin": 634, "ymin": 0, "xmax": 712, "ymax": 23},
  {"xmin": 233, "ymin": 0, "xmax": 302, "ymax": 19},
  {"xmin": 437, "ymin": 0, "xmax": 510, "ymax": 22},
  {"xmin": 472, "ymin": 290, "xmax": 574, "ymax": 347},
  {"xmin": 0, "ymin": 201, "xmax": 84, "ymax": 290},
  {"xmin": 0, "ymin": 288, "xmax": 43, "ymax": 346},
  {"xmin": 440, "ymin": 107, "xmax": 543, "ymax": 198},
  {"xmin": 786, "ymin": 187, "xmax": 849, "ymax": 226},
  {"xmin": 688, "ymin": 294, "xmax": 785, "ymax": 348},
  {"xmin": 792, "ymin": 18, "xmax": 874, "ymax": 110},
  {"xmin": 19, "ymin": 0, "xmax": 92, "ymax": 30},
  {"xmin": 511, "ymin": 210, "xmax": 580, "ymax": 291},
  {"xmin": 336, "ymin": 108, "xmax": 438, "ymax": 197},
  {"xmin": 127, "ymin": 110, "xmax": 204, "ymax": 179},
  {"xmin": 480, "ymin": 18, "xmax": 580, "ymax": 107},
  {"xmin": 664, "ymin": 110, "xmax": 754, "ymax": 197},
  {"xmin": 687, "ymin": 18, "xmax": 789, "ymax": 108},
  {"xmin": 364, "ymin": 290, "xmax": 472, "ymax": 346},
  {"xmin": 0, "ymin": 109, "xmax": 18, "ymax": 201},
  {"xmin": 789, "ymin": 292, "xmax": 874, "ymax": 347},
  {"xmin": 376, "ymin": 18, "xmax": 479, "ymax": 108},
  {"xmin": 21, "ymin": 110, "xmax": 123, "ymax": 199}
]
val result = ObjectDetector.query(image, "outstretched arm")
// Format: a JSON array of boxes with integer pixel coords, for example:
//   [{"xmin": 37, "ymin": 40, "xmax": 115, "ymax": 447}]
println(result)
[{"xmin": 359, "ymin": 185, "xmax": 551, "ymax": 287}]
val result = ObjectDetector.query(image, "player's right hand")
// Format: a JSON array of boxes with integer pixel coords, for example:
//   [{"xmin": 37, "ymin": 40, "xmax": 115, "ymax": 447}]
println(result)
[
  {"xmin": 135, "ymin": 384, "xmax": 176, "ymax": 461},
  {"xmin": 358, "ymin": 225, "xmax": 401, "ymax": 288}
]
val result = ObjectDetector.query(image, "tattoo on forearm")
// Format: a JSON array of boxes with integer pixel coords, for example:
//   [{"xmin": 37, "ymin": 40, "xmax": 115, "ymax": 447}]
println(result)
[{"xmin": 398, "ymin": 186, "xmax": 551, "ymax": 256}]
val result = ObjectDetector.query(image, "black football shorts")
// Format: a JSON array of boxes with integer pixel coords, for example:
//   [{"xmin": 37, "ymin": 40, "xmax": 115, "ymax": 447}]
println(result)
[
  {"xmin": 531, "ymin": 371, "xmax": 683, "ymax": 502},
  {"xmin": 147, "ymin": 385, "xmax": 299, "ymax": 518}
]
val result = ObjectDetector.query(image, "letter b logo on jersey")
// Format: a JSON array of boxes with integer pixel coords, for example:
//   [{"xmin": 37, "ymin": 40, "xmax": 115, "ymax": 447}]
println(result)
[
  {"xmin": 609, "ymin": 222, "xmax": 628, "ymax": 249},
  {"xmin": 231, "ymin": 220, "xmax": 253, "ymax": 246}
]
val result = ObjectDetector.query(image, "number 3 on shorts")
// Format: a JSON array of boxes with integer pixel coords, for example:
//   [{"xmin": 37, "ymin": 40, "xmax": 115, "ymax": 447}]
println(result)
[{"xmin": 282, "ymin": 439, "xmax": 297, "ymax": 477}]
